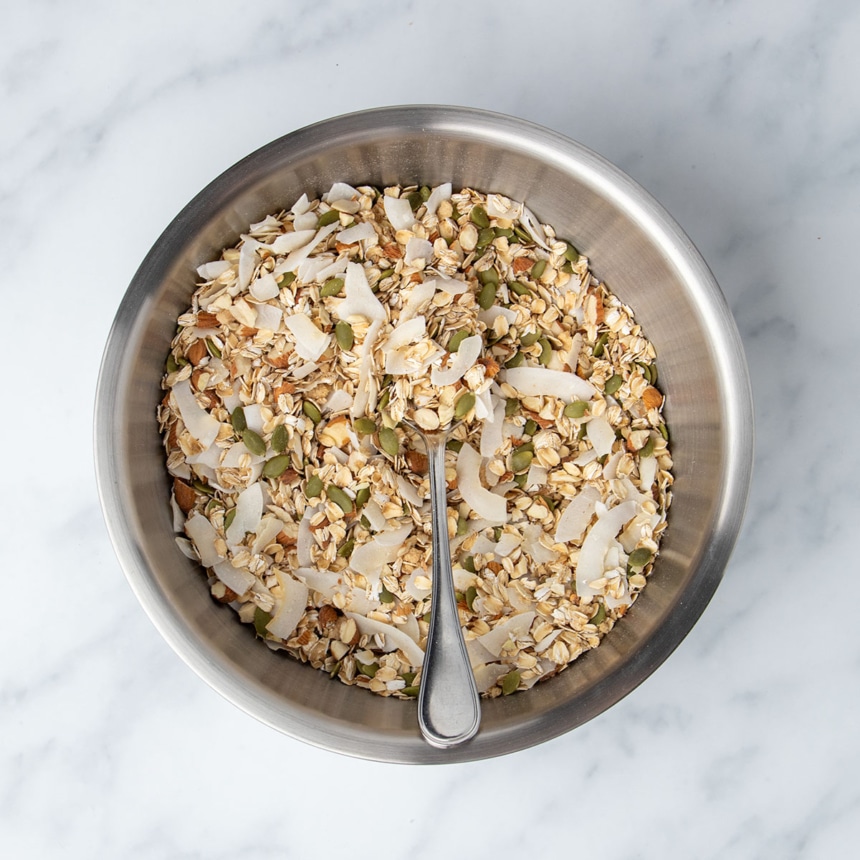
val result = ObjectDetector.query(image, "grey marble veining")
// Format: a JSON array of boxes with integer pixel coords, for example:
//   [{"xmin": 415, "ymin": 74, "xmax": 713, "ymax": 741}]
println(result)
[{"xmin": 2, "ymin": 0, "xmax": 858, "ymax": 857}]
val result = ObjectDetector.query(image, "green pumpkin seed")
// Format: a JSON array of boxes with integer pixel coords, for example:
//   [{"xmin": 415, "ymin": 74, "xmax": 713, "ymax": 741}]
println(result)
[
  {"xmin": 605, "ymin": 374, "xmax": 623, "ymax": 396},
  {"xmin": 401, "ymin": 685, "xmax": 420, "ymax": 697},
  {"xmin": 538, "ymin": 337, "xmax": 552, "ymax": 366},
  {"xmin": 590, "ymin": 603, "xmax": 606, "ymax": 626},
  {"xmin": 303, "ymin": 400, "xmax": 322, "ymax": 424},
  {"xmin": 519, "ymin": 329, "xmax": 540, "ymax": 347},
  {"xmin": 593, "ymin": 331, "xmax": 609, "ymax": 358},
  {"xmin": 262, "ymin": 454, "xmax": 291, "ymax": 479},
  {"xmin": 628, "ymin": 547, "xmax": 653, "ymax": 570},
  {"xmin": 456, "ymin": 514, "xmax": 469, "ymax": 537},
  {"xmin": 564, "ymin": 242, "xmax": 580, "ymax": 262},
  {"xmin": 316, "ymin": 209, "xmax": 340, "ymax": 228},
  {"xmin": 476, "ymin": 226, "xmax": 495, "ymax": 249},
  {"xmin": 495, "ymin": 226, "xmax": 514, "ymax": 239},
  {"xmin": 465, "ymin": 585, "xmax": 478, "ymax": 611},
  {"xmin": 470, "ymin": 204, "xmax": 490, "ymax": 228},
  {"xmin": 640, "ymin": 435, "xmax": 655, "ymax": 458},
  {"xmin": 455, "ymin": 591, "xmax": 465, "ymax": 605},
  {"xmin": 377, "ymin": 389, "xmax": 391, "ymax": 410},
  {"xmin": 379, "ymin": 584, "xmax": 395, "ymax": 604},
  {"xmin": 509, "ymin": 280, "xmax": 531, "ymax": 297},
  {"xmin": 271, "ymin": 423, "xmax": 288, "ymax": 453},
  {"xmin": 378, "ymin": 426, "xmax": 400, "ymax": 457},
  {"xmin": 493, "ymin": 526, "xmax": 502, "ymax": 542},
  {"xmin": 419, "ymin": 186, "xmax": 431, "ymax": 202},
  {"xmin": 205, "ymin": 337, "xmax": 221, "ymax": 358},
  {"xmin": 278, "ymin": 271, "xmax": 296, "ymax": 288},
  {"xmin": 356, "ymin": 660, "xmax": 379, "ymax": 678},
  {"xmin": 378, "ymin": 268, "xmax": 395, "ymax": 281},
  {"xmin": 224, "ymin": 507, "xmax": 236, "ymax": 530},
  {"xmin": 253, "ymin": 607, "xmax": 272, "ymax": 637},
  {"xmin": 563, "ymin": 400, "xmax": 588, "ymax": 419},
  {"xmin": 577, "ymin": 424, "xmax": 588, "ymax": 440},
  {"xmin": 448, "ymin": 329, "xmax": 470, "ymax": 352},
  {"xmin": 165, "ymin": 353, "xmax": 179, "ymax": 374},
  {"xmin": 505, "ymin": 397, "xmax": 519, "ymax": 418},
  {"xmin": 337, "ymin": 539, "xmax": 355, "ymax": 559},
  {"xmin": 513, "ymin": 224, "xmax": 531, "ymax": 243},
  {"xmin": 355, "ymin": 486, "xmax": 370, "ymax": 509},
  {"xmin": 511, "ymin": 448, "xmax": 534, "ymax": 473},
  {"xmin": 531, "ymin": 259, "xmax": 547, "ymax": 279},
  {"xmin": 231, "ymin": 406, "xmax": 247, "ymax": 433},
  {"xmin": 462, "ymin": 555, "xmax": 476, "ymax": 573},
  {"xmin": 504, "ymin": 351, "xmax": 525, "ymax": 369},
  {"xmin": 454, "ymin": 391, "xmax": 476, "ymax": 418},
  {"xmin": 320, "ymin": 277, "xmax": 344, "ymax": 297},
  {"xmin": 659, "ymin": 423, "xmax": 670, "ymax": 441},
  {"xmin": 446, "ymin": 438, "xmax": 463, "ymax": 453},
  {"xmin": 305, "ymin": 474, "xmax": 323, "ymax": 498},
  {"xmin": 477, "ymin": 267, "xmax": 499, "ymax": 285},
  {"xmin": 354, "ymin": 417, "xmax": 377, "ymax": 436},
  {"xmin": 513, "ymin": 472, "xmax": 528, "ymax": 488},
  {"xmin": 402, "ymin": 671, "xmax": 417, "ymax": 686},
  {"xmin": 501, "ymin": 670, "xmax": 520, "ymax": 696},
  {"xmin": 649, "ymin": 363, "xmax": 658, "ymax": 385},
  {"xmin": 478, "ymin": 280, "xmax": 497, "ymax": 310},
  {"xmin": 360, "ymin": 514, "xmax": 371, "ymax": 529},
  {"xmin": 242, "ymin": 428, "xmax": 266, "ymax": 456},
  {"xmin": 523, "ymin": 419, "xmax": 538, "ymax": 437},
  {"xmin": 325, "ymin": 485, "xmax": 354, "ymax": 514},
  {"xmin": 192, "ymin": 478, "xmax": 214, "ymax": 496},
  {"xmin": 407, "ymin": 191, "xmax": 423, "ymax": 211},
  {"xmin": 335, "ymin": 319, "xmax": 354, "ymax": 350}
]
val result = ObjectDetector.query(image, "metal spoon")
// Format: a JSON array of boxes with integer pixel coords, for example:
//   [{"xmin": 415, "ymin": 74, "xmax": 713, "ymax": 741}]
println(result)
[{"xmin": 403, "ymin": 419, "xmax": 481, "ymax": 748}]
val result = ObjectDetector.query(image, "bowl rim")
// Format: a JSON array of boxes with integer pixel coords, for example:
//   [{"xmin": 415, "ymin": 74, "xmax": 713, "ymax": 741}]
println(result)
[{"xmin": 94, "ymin": 104, "xmax": 754, "ymax": 763}]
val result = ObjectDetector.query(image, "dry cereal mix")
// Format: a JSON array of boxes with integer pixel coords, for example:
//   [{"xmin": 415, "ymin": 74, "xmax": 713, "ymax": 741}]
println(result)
[{"xmin": 159, "ymin": 183, "xmax": 673, "ymax": 698}]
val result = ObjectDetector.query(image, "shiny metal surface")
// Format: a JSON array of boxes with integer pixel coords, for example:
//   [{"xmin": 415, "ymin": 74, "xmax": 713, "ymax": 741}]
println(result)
[
  {"xmin": 94, "ymin": 105, "xmax": 754, "ymax": 763},
  {"xmin": 414, "ymin": 429, "xmax": 481, "ymax": 748}
]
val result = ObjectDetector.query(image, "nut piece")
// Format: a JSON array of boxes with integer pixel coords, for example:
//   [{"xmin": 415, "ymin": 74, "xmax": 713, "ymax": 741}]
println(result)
[
  {"xmin": 338, "ymin": 617, "xmax": 360, "ymax": 646},
  {"xmin": 642, "ymin": 386, "xmax": 664, "ymax": 410},
  {"xmin": 173, "ymin": 478, "xmax": 197, "ymax": 513},
  {"xmin": 186, "ymin": 339, "xmax": 208, "ymax": 366}
]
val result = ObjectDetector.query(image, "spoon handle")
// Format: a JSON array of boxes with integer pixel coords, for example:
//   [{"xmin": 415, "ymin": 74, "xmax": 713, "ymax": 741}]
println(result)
[{"xmin": 418, "ymin": 433, "xmax": 481, "ymax": 748}]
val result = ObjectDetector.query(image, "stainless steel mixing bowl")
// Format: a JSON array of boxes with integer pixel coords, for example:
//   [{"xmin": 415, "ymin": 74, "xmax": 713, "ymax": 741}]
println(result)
[{"xmin": 95, "ymin": 105, "xmax": 753, "ymax": 763}]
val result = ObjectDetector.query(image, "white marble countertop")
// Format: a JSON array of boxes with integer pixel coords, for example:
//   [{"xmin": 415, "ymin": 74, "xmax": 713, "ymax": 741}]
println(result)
[{"xmin": 3, "ymin": 1, "xmax": 857, "ymax": 856}]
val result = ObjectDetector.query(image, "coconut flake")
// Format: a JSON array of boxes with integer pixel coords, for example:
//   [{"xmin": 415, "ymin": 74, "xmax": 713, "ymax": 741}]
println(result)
[
  {"xmin": 375, "ymin": 522, "xmax": 414, "ymax": 548},
  {"xmin": 383, "ymin": 195, "xmax": 417, "ymax": 231},
  {"xmin": 576, "ymin": 500, "xmax": 638, "ymax": 598},
  {"xmin": 196, "ymin": 260, "xmax": 231, "ymax": 280},
  {"xmin": 479, "ymin": 398, "xmax": 507, "ymax": 457},
  {"xmin": 212, "ymin": 560, "xmax": 255, "ymax": 596},
  {"xmin": 405, "ymin": 237, "xmax": 433, "ymax": 265},
  {"xmin": 293, "ymin": 212, "xmax": 318, "ymax": 231},
  {"xmin": 476, "ymin": 611, "xmax": 536, "ymax": 658},
  {"xmin": 603, "ymin": 449, "xmax": 624, "ymax": 480},
  {"xmin": 293, "ymin": 567, "xmax": 342, "ymax": 600},
  {"xmin": 351, "ymin": 318, "xmax": 383, "ymax": 418},
  {"xmin": 172, "ymin": 379, "xmax": 220, "ymax": 449},
  {"xmin": 175, "ymin": 536, "xmax": 198, "ymax": 561},
  {"xmin": 473, "ymin": 662, "xmax": 509, "ymax": 694},
  {"xmin": 291, "ymin": 193, "xmax": 311, "ymax": 215},
  {"xmin": 522, "ymin": 523, "xmax": 558, "ymax": 564},
  {"xmin": 639, "ymin": 455, "xmax": 658, "ymax": 490},
  {"xmin": 284, "ymin": 313, "xmax": 331, "ymax": 362},
  {"xmin": 283, "ymin": 222, "xmax": 339, "ymax": 272},
  {"xmin": 502, "ymin": 366, "xmax": 596, "ymax": 402},
  {"xmin": 297, "ymin": 512, "xmax": 314, "ymax": 567},
  {"xmin": 346, "ymin": 613, "xmax": 425, "ymax": 667},
  {"xmin": 430, "ymin": 334, "xmax": 483, "ymax": 387},
  {"xmin": 336, "ymin": 262, "xmax": 387, "ymax": 322},
  {"xmin": 324, "ymin": 388, "xmax": 353, "ymax": 414},
  {"xmin": 526, "ymin": 463, "xmax": 548, "ymax": 489},
  {"xmin": 396, "ymin": 475, "xmax": 426, "ymax": 507},
  {"xmin": 185, "ymin": 512, "xmax": 224, "ymax": 568},
  {"xmin": 313, "ymin": 255, "xmax": 349, "ymax": 283},
  {"xmin": 478, "ymin": 306, "xmax": 518, "ymax": 328},
  {"xmin": 361, "ymin": 499, "xmax": 388, "ymax": 533},
  {"xmin": 269, "ymin": 229, "xmax": 316, "ymax": 255},
  {"xmin": 424, "ymin": 182, "xmax": 452, "ymax": 217},
  {"xmin": 384, "ymin": 315, "xmax": 426, "ymax": 352},
  {"xmin": 456, "ymin": 443, "xmax": 507, "ymax": 524},
  {"xmin": 427, "ymin": 275, "xmax": 469, "ymax": 295},
  {"xmin": 336, "ymin": 222, "xmax": 376, "ymax": 245},
  {"xmin": 266, "ymin": 572, "xmax": 309, "ymax": 640},
  {"xmin": 251, "ymin": 303, "xmax": 282, "ymax": 332},
  {"xmin": 323, "ymin": 182, "xmax": 359, "ymax": 202},
  {"xmin": 405, "ymin": 568, "xmax": 431, "ymax": 601},
  {"xmin": 226, "ymin": 481, "xmax": 263, "ymax": 545},
  {"xmin": 398, "ymin": 280, "xmax": 437, "ymax": 323},
  {"xmin": 586, "ymin": 415, "xmax": 615, "ymax": 457},
  {"xmin": 520, "ymin": 205, "xmax": 550, "ymax": 250},
  {"xmin": 555, "ymin": 486, "xmax": 601, "ymax": 543},
  {"xmin": 249, "ymin": 272, "xmax": 280, "ymax": 301},
  {"xmin": 251, "ymin": 514, "xmax": 284, "ymax": 555},
  {"xmin": 349, "ymin": 539, "xmax": 401, "ymax": 585},
  {"xmin": 237, "ymin": 238, "xmax": 261, "ymax": 292},
  {"xmin": 494, "ymin": 532, "xmax": 522, "ymax": 557}
]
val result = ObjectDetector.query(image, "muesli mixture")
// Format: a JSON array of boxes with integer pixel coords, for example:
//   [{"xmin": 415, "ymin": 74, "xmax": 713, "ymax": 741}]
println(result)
[{"xmin": 158, "ymin": 182, "xmax": 673, "ymax": 698}]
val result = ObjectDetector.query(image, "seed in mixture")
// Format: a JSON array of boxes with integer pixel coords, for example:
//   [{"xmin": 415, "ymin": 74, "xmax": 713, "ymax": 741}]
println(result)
[{"xmin": 159, "ymin": 182, "xmax": 673, "ymax": 700}]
